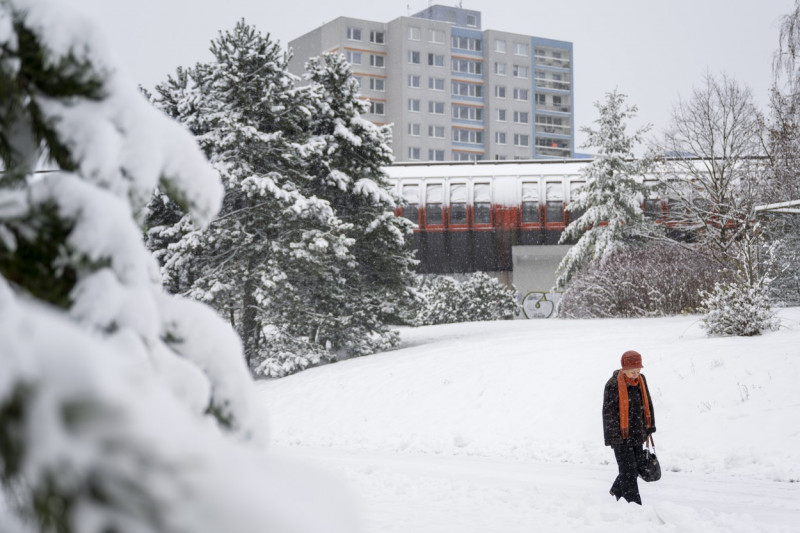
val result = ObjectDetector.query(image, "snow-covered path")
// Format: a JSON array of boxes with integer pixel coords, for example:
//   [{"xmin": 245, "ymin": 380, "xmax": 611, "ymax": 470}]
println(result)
[{"xmin": 276, "ymin": 446, "xmax": 800, "ymax": 533}]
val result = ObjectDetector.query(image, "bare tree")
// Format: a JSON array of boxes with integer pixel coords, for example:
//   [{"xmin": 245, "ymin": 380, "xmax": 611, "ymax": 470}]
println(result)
[
  {"xmin": 753, "ymin": 1, "xmax": 800, "ymax": 304},
  {"xmin": 653, "ymin": 72, "xmax": 764, "ymax": 283}
]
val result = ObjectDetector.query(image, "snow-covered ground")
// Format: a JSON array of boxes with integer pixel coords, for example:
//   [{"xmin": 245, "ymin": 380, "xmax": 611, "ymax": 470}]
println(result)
[{"xmin": 256, "ymin": 309, "xmax": 800, "ymax": 532}]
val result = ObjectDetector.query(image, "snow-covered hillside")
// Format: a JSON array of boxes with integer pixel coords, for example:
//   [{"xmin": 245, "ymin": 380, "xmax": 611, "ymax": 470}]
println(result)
[{"xmin": 256, "ymin": 309, "xmax": 800, "ymax": 532}]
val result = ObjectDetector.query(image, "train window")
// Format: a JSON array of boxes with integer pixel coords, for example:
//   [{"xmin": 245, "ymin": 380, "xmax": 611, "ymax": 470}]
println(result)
[
  {"xmin": 450, "ymin": 184, "xmax": 468, "ymax": 225},
  {"xmin": 402, "ymin": 184, "xmax": 420, "ymax": 223},
  {"xmin": 644, "ymin": 198, "xmax": 661, "ymax": 220},
  {"xmin": 521, "ymin": 182, "xmax": 539, "ymax": 223},
  {"xmin": 643, "ymin": 180, "xmax": 660, "ymax": 220},
  {"xmin": 667, "ymin": 198, "xmax": 685, "ymax": 222},
  {"xmin": 426, "ymin": 184, "xmax": 444, "ymax": 225},
  {"xmin": 568, "ymin": 181, "xmax": 585, "ymax": 221},
  {"xmin": 473, "ymin": 183, "xmax": 491, "ymax": 224},
  {"xmin": 546, "ymin": 182, "xmax": 564, "ymax": 224}
]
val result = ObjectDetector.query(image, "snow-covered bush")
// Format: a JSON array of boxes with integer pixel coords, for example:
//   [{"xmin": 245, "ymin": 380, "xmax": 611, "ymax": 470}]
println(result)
[
  {"xmin": 559, "ymin": 245, "xmax": 722, "ymax": 318},
  {"xmin": 414, "ymin": 272, "xmax": 520, "ymax": 325},
  {"xmin": 700, "ymin": 280, "xmax": 780, "ymax": 336}
]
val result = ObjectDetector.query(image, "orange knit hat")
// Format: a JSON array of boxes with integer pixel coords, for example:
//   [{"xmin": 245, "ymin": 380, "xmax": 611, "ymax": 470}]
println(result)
[{"xmin": 621, "ymin": 350, "xmax": 643, "ymax": 370}]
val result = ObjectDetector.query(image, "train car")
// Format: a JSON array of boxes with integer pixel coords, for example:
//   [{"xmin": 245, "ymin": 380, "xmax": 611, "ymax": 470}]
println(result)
[{"xmin": 385, "ymin": 159, "xmax": 593, "ymax": 275}]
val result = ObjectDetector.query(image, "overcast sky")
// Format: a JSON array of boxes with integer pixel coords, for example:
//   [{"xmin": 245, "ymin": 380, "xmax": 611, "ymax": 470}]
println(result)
[{"xmin": 71, "ymin": 0, "xmax": 794, "ymax": 150}]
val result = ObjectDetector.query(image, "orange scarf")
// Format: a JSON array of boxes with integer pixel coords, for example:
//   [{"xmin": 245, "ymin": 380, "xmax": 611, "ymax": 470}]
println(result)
[{"xmin": 617, "ymin": 371, "xmax": 652, "ymax": 439}]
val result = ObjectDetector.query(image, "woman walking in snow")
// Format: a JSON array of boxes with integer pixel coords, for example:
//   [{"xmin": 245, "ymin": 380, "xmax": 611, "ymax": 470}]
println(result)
[{"xmin": 602, "ymin": 350, "xmax": 656, "ymax": 505}]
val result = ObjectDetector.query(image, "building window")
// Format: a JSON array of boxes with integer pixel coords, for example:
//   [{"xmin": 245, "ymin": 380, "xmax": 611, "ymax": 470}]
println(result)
[
  {"xmin": 370, "ymin": 55, "xmax": 385, "ymax": 68},
  {"xmin": 466, "ymin": 14, "xmax": 477, "ymax": 27},
  {"xmin": 513, "ymin": 88, "xmax": 529, "ymax": 101},
  {"xmin": 408, "ymin": 123, "xmax": 421, "ymax": 136},
  {"xmin": 495, "ymin": 39, "xmax": 506, "ymax": 53},
  {"xmin": 408, "ymin": 99, "xmax": 420, "ymax": 112},
  {"xmin": 452, "ymin": 36, "xmax": 482, "ymax": 51},
  {"xmin": 409, "ymin": 26, "xmax": 421, "ymax": 40},
  {"xmin": 451, "ymin": 58, "xmax": 482, "ymax": 75},
  {"xmin": 429, "ymin": 149, "xmax": 445, "ymax": 161},
  {"xmin": 428, "ymin": 101, "xmax": 445, "ymax": 114},
  {"xmin": 353, "ymin": 76, "xmax": 362, "ymax": 89},
  {"xmin": 453, "ymin": 128, "xmax": 484, "ymax": 144},
  {"xmin": 428, "ymin": 125, "xmax": 445, "ymax": 138},
  {"xmin": 513, "ymin": 65, "xmax": 528, "ymax": 78},
  {"xmin": 369, "ymin": 30, "xmax": 385, "ymax": 44},
  {"xmin": 429, "ymin": 77, "xmax": 445, "ymax": 91},
  {"xmin": 368, "ymin": 101, "xmax": 385, "ymax": 115},
  {"xmin": 536, "ymin": 93, "xmax": 546, "ymax": 105},
  {"xmin": 514, "ymin": 133, "xmax": 529, "ymax": 146},
  {"xmin": 497, "ymin": 108, "xmax": 507, "ymax": 121},
  {"xmin": 347, "ymin": 27, "xmax": 362, "ymax": 41},
  {"xmin": 453, "ymin": 151, "xmax": 483, "ymax": 161},
  {"xmin": 408, "ymin": 74, "xmax": 421, "ymax": 88},
  {"xmin": 345, "ymin": 51, "xmax": 362, "ymax": 65},
  {"xmin": 408, "ymin": 50, "xmax": 420, "ymax": 64},
  {"xmin": 452, "ymin": 81, "xmax": 483, "ymax": 98},
  {"xmin": 452, "ymin": 104, "xmax": 483, "ymax": 121},
  {"xmin": 495, "ymin": 85, "xmax": 506, "ymax": 98},
  {"xmin": 513, "ymin": 111, "xmax": 529, "ymax": 124},
  {"xmin": 513, "ymin": 42, "xmax": 529, "ymax": 56},
  {"xmin": 408, "ymin": 147, "xmax": 421, "ymax": 160},
  {"xmin": 494, "ymin": 62, "xmax": 506, "ymax": 76},
  {"xmin": 430, "ymin": 29, "xmax": 446, "ymax": 44},
  {"xmin": 428, "ymin": 53, "xmax": 445, "ymax": 67},
  {"xmin": 495, "ymin": 131, "xmax": 506, "ymax": 144},
  {"xmin": 369, "ymin": 78, "xmax": 385, "ymax": 91}
]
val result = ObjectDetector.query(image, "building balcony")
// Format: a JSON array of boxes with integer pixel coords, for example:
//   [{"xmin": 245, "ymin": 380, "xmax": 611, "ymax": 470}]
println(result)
[
  {"xmin": 535, "ymin": 103, "xmax": 571, "ymax": 114},
  {"xmin": 535, "ymin": 124, "xmax": 571, "ymax": 136},
  {"xmin": 533, "ymin": 54, "xmax": 571, "ymax": 69},
  {"xmin": 535, "ymin": 145, "xmax": 572, "ymax": 157},
  {"xmin": 534, "ymin": 78, "xmax": 571, "ymax": 91}
]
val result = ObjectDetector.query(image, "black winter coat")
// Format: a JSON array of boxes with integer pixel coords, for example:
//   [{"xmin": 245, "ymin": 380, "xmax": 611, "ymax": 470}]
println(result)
[{"xmin": 602, "ymin": 370, "xmax": 656, "ymax": 447}]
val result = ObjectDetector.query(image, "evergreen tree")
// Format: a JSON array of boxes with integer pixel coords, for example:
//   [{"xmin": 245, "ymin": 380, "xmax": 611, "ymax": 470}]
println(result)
[
  {"xmin": 555, "ymin": 90, "xmax": 652, "ymax": 289},
  {"xmin": 0, "ymin": 3, "xmax": 349, "ymax": 532},
  {"xmin": 146, "ymin": 24, "xmax": 415, "ymax": 376},
  {"xmin": 302, "ymin": 53, "xmax": 417, "ymax": 355},
  {"xmin": 700, "ymin": 280, "xmax": 779, "ymax": 336}
]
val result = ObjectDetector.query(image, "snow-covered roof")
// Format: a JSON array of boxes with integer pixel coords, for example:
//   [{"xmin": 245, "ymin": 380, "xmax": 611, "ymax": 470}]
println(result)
[{"xmin": 754, "ymin": 199, "xmax": 800, "ymax": 215}]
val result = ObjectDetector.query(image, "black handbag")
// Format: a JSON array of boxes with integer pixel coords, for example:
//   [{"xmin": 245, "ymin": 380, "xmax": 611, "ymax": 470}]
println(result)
[{"xmin": 638, "ymin": 434, "xmax": 661, "ymax": 482}]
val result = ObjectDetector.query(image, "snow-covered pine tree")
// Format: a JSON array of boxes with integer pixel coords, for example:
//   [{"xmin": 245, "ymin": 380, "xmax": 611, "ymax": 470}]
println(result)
[
  {"xmin": 302, "ymin": 53, "xmax": 417, "ymax": 355},
  {"xmin": 555, "ymin": 90, "xmax": 652, "ymax": 290},
  {"xmin": 0, "ymin": 2, "xmax": 351, "ymax": 532},
  {"xmin": 700, "ymin": 280, "xmax": 780, "ymax": 336},
  {"xmin": 146, "ymin": 22, "xmax": 366, "ymax": 377}
]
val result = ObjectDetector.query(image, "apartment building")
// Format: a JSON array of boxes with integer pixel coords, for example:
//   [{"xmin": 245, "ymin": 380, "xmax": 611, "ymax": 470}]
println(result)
[{"xmin": 288, "ymin": 5, "xmax": 573, "ymax": 161}]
